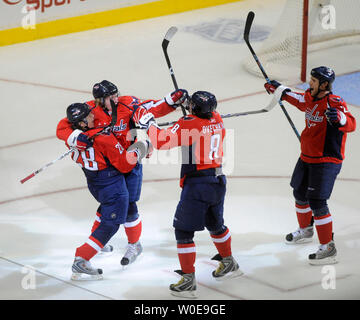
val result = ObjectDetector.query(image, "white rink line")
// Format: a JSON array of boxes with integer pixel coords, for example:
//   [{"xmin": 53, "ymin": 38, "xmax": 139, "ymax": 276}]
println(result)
[
  {"xmin": 0, "ymin": 256, "xmax": 115, "ymax": 300},
  {"xmin": 201, "ymin": 260, "xmax": 353, "ymax": 293},
  {"xmin": 162, "ymin": 269, "xmax": 246, "ymax": 300}
]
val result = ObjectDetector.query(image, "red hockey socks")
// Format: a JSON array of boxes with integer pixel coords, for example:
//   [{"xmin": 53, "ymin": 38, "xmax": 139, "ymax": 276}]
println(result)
[
  {"xmin": 76, "ymin": 211, "xmax": 104, "ymax": 260},
  {"xmin": 296, "ymin": 203, "xmax": 313, "ymax": 228},
  {"xmin": 211, "ymin": 228, "xmax": 232, "ymax": 258},
  {"xmin": 75, "ymin": 236, "xmax": 103, "ymax": 261},
  {"xmin": 177, "ymin": 242, "xmax": 196, "ymax": 274},
  {"xmin": 314, "ymin": 213, "xmax": 333, "ymax": 244},
  {"xmin": 91, "ymin": 212, "xmax": 102, "ymax": 233},
  {"xmin": 124, "ymin": 217, "xmax": 142, "ymax": 244}
]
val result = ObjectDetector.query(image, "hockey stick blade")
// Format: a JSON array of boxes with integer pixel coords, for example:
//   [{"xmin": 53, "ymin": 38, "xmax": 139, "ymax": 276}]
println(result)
[
  {"xmin": 163, "ymin": 26, "xmax": 178, "ymax": 45},
  {"xmin": 162, "ymin": 26, "xmax": 179, "ymax": 89},
  {"xmin": 243, "ymin": 11, "xmax": 255, "ymax": 44},
  {"xmin": 243, "ymin": 11, "xmax": 300, "ymax": 141},
  {"xmin": 217, "ymin": 95, "xmax": 278, "ymax": 119},
  {"xmin": 244, "ymin": 11, "xmax": 269, "ymax": 81},
  {"xmin": 162, "ymin": 26, "xmax": 187, "ymax": 116}
]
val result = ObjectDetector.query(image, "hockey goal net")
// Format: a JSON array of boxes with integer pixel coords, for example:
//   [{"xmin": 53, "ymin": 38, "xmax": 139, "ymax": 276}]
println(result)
[{"xmin": 243, "ymin": 0, "xmax": 360, "ymax": 83}]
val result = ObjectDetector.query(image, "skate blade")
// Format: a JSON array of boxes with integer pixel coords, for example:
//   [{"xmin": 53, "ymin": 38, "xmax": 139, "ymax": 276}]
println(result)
[
  {"xmin": 285, "ymin": 238, "xmax": 313, "ymax": 245},
  {"xmin": 308, "ymin": 256, "xmax": 338, "ymax": 266},
  {"xmin": 214, "ymin": 268, "xmax": 244, "ymax": 281},
  {"xmin": 71, "ymin": 272, "xmax": 103, "ymax": 281},
  {"xmin": 170, "ymin": 290, "xmax": 198, "ymax": 299}
]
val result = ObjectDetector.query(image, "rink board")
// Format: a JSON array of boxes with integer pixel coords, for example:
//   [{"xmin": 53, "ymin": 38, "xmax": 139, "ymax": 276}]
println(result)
[{"xmin": 0, "ymin": 0, "xmax": 241, "ymax": 47}]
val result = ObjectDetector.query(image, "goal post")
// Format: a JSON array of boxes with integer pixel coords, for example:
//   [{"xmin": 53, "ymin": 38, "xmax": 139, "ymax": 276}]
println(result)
[
  {"xmin": 243, "ymin": 0, "xmax": 360, "ymax": 83},
  {"xmin": 301, "ymin": 0, "xmax": 309, "ymax": 82}
]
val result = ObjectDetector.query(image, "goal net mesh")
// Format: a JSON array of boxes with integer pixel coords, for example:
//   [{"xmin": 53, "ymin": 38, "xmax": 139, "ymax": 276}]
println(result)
[{"xmin": 242, "ymin": 0, "xmax": 360, "ymax": 82}]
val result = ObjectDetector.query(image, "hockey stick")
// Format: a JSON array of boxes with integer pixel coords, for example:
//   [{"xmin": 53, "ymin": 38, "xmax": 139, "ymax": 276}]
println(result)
[
  {"xmin": 20, "ymin": 148, "xmax": 75, "ymax": 184},
  {"xmin": 162, "ymin": 26, "xmax": 187, "ymax": 117},
  {"xmin": 158, "ymin": 95, "xmax": 278, "ymax": 127},
  {"xmin": 20, "ymin": 100, "xmax": 119, "ymax": 184},
  {"xmin": 244, "ymin": 11, "xmax": 301, "ymax": 141}
]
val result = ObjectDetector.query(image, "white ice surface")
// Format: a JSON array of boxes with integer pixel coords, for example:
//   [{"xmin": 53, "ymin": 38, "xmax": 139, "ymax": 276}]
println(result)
[{"xmin": 0, "ymin": 0, "xmax": 359, "ymax": 300}]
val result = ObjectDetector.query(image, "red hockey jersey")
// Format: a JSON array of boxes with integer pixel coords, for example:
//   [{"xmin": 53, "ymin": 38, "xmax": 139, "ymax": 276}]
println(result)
[
  {"xmin": 57, "ymin": 95, "xmax": 175, "ymax": 149},
  {"xmin": 283, "ymin": 89, "xmax": 356, "ymax": 164},
  {"xmin": 148, "ymin": 111, "xmax": 225, "ymax": 187},
  {"xmin": 67, "ymin": 128, "xmax": 137, "ymax": 173}
]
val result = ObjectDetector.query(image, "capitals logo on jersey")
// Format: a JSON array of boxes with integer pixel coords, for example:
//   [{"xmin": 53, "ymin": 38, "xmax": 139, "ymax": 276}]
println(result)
[
  {"xmin": 305, "ymin": 104, "xmax": 323, "ymax": 128},
  {"xmin": 112, "ymin": 119, "xmax": 127, "ymax": 132}
]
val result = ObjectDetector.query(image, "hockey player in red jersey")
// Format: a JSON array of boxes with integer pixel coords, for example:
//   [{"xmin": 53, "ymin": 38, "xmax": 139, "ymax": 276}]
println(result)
[
  {"xmin": 64, "ymin": 103, "xmax": 151, "ymax": 280},
  {"xmin": 56, "ymin": 80, "xmax": 188, "ymax": 265},
  {"xmin": 265, "ymin": 66, "xmax": 356, "ymax": 265},
  {"xmin": 137, "ymin": 91, "xmax": 243, "ymax": 298}
]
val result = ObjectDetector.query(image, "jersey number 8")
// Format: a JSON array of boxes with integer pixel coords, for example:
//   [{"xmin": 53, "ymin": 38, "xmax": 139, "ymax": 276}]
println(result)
[
  {"xmin": 209, "ymin": 134, "xmax": 220, "ymax": 160},
  {"xmin": 72, "ymin": 148, "xmax": 98, "ymax": 171}
]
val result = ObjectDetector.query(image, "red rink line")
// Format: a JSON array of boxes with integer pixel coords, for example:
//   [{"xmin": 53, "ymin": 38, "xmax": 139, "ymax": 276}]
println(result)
[
  {"xmin": 1, "ymin": 175, "xmax": 359, "ymax": 206},
  {"xmin": 0, "ymin": 77, "xmax": 91, "ymax": 94},
  {"xmin": 0, "ymin": 135, "xmax": 55, "ymax": 150}
]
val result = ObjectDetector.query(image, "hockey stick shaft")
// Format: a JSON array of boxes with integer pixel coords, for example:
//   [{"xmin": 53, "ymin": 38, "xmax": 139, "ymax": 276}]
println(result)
[
  {"xmin": 20, "ymin": 100, "xmax": 118, "ymax": 184},
  {"xmin": 162, "ymin": 27, "xmax": 187, "ymax": 117},
  {"xmin": 20, "ymin": 148, "xmax": 75, "ymax": 184},
  {"xmin": 158, "ymin": 95, "xmax": 278, "ymax": 127},
  {"xmin": 244, "ymin": 11, "xmax": 301, "ymax": 141},
  {"xmin": 158, "ymin": 109, "xmax": 266, "ymax": 127}
]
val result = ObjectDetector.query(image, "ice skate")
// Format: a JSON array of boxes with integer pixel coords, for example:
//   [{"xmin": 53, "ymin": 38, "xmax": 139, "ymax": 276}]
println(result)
[
  {"xmin": 71, "ymin": 257, "xmax": 103, "ymax": 281},
  {"xmin": 308, "ymin": 240, "xmax": 337, "ymax": 265},
  {"xmin": 211, "ymin": 254, "xmax": 244, "ymax": 281},
  {"xmin": 285, "ymin": 222, "xmax": 314, "ymax": 244},
  {"xmin": 169, "ymin": 270, "xmax": 197, "ymax": 299},
  {"xmin": 120, "ymin": 241, "xmax": 142, "ymax": 266},
  {"xmin": 99, "ymin": 244, "xmax": 114, "ymax": 256}
]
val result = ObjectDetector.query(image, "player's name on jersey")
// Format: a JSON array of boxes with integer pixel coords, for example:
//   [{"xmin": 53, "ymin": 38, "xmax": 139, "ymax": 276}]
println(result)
[{"xmin": 202, "ymin": 122, "xmax": 224, "ymax": 134}]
